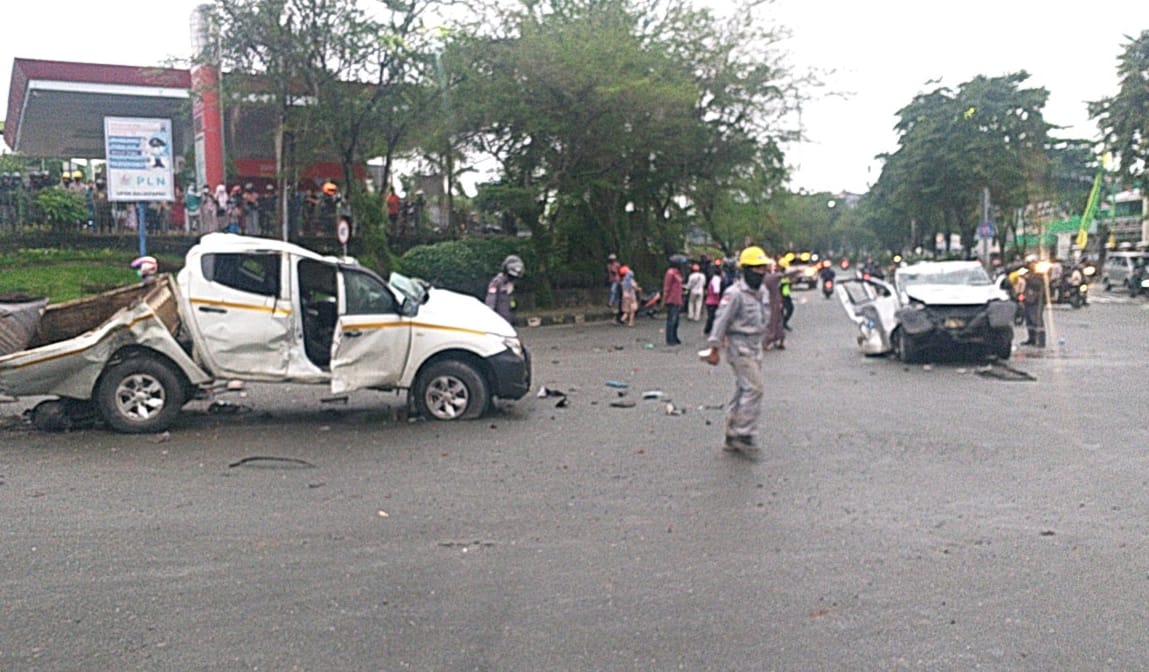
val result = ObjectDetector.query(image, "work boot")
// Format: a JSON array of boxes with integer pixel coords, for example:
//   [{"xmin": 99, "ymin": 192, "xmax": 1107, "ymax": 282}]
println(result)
[{"xmin": 723, "ymin": 435, "xmax": 760, "ymax": 456}]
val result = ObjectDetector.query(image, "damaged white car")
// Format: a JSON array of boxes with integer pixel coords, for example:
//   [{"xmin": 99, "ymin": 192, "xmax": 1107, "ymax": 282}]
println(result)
[{"xmin": 836, "ymin": 260, "xmax": 1016, "ymax": 363}]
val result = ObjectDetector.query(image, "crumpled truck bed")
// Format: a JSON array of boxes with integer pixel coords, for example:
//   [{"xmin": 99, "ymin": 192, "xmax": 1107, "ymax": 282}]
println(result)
[{"xmin": 0, "ymin": 275, "xmax": 209, "ymax": 400}]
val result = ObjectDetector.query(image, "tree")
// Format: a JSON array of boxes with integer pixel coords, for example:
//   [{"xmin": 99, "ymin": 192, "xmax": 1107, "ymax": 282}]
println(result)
[
  {"xmin": 877, "ymin": 73, "xmax": 1051, "ymax": 256},
  {"xmin": 209, "ymin": 0, "xmax": 441, "ymax": 237},
  {"xmin": 1090, "ymin": 30, "xmax": 1149, "ymax": 187},
  {"xmin": 444, "ymin": 0, "xmax": 799, "ymax": 300}
]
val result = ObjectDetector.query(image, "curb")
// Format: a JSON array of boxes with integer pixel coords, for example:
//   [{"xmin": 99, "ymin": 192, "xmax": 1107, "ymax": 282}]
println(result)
[{"xmin": 513, "ymin": 308, "xmax": 618, "ymax": 328}]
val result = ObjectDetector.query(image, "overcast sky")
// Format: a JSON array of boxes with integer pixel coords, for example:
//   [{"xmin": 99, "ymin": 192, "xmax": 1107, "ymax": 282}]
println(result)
[{"xmin": 1, "ymin": 0, "xmax": 1142, "ymax": 194}]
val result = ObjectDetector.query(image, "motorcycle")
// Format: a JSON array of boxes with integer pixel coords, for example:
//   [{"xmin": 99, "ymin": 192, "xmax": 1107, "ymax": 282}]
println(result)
[
  {"xmin": 1051, "ymin": 275, "xmax": 1088, "ymax": 307},
  {"xmin": 821, "ymin": 276, "xmax": 835, "ymax": 299},
  {"xmin": 1052, "ymin": 263, "xmax": 1094, "ymax": 307},
  {"xmin": 637, "ymin": 289, "xmax": 662, "ymax": 318}
]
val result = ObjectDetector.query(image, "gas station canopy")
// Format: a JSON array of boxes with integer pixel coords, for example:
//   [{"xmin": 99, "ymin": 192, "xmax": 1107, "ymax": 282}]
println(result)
[{"xmin": 4, "ymin": 58, "xmax": 191, "ymax": 158}]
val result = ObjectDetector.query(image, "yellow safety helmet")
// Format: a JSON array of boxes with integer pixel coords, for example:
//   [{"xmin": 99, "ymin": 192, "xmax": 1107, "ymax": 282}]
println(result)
[{"xmin": 738, "ymin": 246, "xmax": 770, "ymax": 268}]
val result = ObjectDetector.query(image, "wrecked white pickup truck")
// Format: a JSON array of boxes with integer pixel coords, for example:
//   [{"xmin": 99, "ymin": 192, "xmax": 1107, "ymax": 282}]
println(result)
[
  {"xmin": 0, "ymin": 234, "xmax": 530, "ymax": 433},
  {"xmin": 836, "ymin": 260, "xmax": 1016, "ymax": 363}
]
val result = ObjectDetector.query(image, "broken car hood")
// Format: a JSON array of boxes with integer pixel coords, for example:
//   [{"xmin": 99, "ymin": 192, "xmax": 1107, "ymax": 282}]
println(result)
[
  {"xmin": 902, "ymin": 284, "xmax": 1006, "ymax": 306},
  {"xmin": 418, "ymin": 288, "xmax": 517, "ymax": 337}
]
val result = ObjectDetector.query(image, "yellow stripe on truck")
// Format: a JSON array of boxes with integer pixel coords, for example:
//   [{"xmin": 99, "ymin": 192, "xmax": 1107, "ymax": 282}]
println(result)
[
  {"xmin": 340, "ymin": 321, "xmax": 488, "ymax": 338},
  {"xmin": 189, "ymin": 298, "xmax": 292, "ymax": 317}
]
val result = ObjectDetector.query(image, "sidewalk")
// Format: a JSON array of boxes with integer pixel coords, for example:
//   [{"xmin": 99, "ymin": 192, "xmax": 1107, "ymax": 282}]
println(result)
[{"xmin": 512, "ymin": 304, "xmax": 619, "ymax": 327}]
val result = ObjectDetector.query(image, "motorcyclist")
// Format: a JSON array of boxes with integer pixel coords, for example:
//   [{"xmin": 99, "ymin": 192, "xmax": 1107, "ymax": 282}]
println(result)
[
  {"xmin": 486, "ymin": 254, "xmax": 525, "ymax": 323},
  {"xmin": 819, "ymin": 262, "xmax": 836, "ymax": 297}
]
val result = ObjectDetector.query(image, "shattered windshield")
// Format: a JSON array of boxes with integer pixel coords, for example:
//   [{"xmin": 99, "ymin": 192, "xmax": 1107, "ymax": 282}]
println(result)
[
  {"xmin": 898, "ymin": 265, "xmax": 991, "ymax": 288},
  {"xmin": 388, "ymin": 272, "xmax": 428, "ymax": 305}
]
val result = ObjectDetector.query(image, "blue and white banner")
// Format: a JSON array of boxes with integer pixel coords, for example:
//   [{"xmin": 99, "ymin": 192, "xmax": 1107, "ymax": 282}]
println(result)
[{"xmin": 104, "ymin": 116, "xmax": 174, "ymax": 202}]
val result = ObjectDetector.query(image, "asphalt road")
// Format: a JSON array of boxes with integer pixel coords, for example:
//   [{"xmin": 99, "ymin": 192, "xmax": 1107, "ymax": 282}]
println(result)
[{"xmin": 2, "ymin": 289, "xmax": 1148, "ymax": 671}]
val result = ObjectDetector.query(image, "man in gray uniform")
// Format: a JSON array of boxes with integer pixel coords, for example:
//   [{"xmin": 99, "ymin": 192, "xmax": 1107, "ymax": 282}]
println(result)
[{"xmin": 703, "ymin": 246, "xmax": 771, "ymax": 455}]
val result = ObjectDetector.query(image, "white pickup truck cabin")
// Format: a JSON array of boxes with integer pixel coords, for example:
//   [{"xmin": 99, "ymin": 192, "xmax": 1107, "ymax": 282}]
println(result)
[{"xmin": 0, "ymin": 234, "xmax": 530, "ymax": 433}]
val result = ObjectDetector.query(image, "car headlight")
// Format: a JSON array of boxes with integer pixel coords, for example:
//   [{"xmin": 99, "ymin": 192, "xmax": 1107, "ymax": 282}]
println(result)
[{"xmin": 503, "ymin": 337, "xmax": 524, "ymax": 357}]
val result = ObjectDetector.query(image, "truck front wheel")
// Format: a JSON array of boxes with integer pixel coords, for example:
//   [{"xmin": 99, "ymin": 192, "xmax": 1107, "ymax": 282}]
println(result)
[
  {"xmin": 414, "ymin": 360, "xmax": 489, "ymax": 421},
  {"xmin": 96, "ymin": 356, "xmax": 185, "ymax": 433},
  {"xmin": 893, "ymin": 328, "xmax": 918, "ymax": 364}
]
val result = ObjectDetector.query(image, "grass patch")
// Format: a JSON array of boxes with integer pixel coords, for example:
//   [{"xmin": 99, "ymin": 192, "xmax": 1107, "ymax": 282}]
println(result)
[{"xmin": 0, "ymin": 249, "xmax": 182, "ymax": 303}]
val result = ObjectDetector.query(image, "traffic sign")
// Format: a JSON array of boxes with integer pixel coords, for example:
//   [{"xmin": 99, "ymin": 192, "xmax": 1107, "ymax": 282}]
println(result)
[
  {"xmin": 337, "ymin": 218, "xmax": 350, "ymax": 245},
  {"xmin": 976, "ymin": 220, "xmax": 995, "ymax": 239}
]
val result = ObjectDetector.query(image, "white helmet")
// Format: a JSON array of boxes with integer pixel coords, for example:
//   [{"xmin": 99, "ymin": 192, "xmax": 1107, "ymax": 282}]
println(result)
[{"xmin": 503, "ymin": 255, "xmax": 525, "ymax": 279}]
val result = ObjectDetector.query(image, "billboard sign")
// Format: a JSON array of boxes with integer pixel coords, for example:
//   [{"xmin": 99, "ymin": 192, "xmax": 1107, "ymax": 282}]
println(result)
[{"xmin": 104, "ymin": 117, "xmax": 175, "ymax": 202}]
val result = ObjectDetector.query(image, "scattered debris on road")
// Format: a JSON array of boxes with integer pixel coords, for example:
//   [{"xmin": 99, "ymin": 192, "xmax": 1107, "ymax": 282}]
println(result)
[
  {"xmin": 976, "ymin": 362, "xmax": 1036, "ymax": 382},
  {"xmin": 228, "ymin": 456, "xmax": 316, "ymax": 469}
]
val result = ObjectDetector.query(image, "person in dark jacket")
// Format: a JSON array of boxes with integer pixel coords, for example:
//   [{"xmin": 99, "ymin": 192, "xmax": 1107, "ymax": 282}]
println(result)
[
  {"xmin": 486, "ymin": 255, "xmax": 525, "ymax": 323},
  {"xmin": 1021, "ymin": 257, "xmax": 1047, "ymax": 347}
]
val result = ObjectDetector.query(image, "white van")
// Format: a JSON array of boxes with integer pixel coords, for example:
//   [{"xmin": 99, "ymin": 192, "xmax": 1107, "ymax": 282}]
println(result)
[{"xmin": 1101, "ymin": 251, "xmax": 1149, "ymax": 293}]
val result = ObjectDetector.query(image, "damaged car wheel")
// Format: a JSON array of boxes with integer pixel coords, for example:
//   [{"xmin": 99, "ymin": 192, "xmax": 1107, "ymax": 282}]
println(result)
[
  {"xmin": 893, "ymin": 328, "xmax": 918, "ymax": 364},
  {"xmin": 414, "ymin": 359, "xmax": 489, "ymax": 421},
  {"xmin": 95, "ymin": 356, "xmax": 185, "ymax": 434}
]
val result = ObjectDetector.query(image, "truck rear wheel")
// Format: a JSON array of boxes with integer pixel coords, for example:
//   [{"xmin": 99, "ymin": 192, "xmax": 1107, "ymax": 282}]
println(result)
[
  {"xmin": 414, "ymin": 359, "xmax": 489, "ymax": 421},
  {"xmin": 96, "ymin": 356, "xmax": 185, "ymax": 433}
]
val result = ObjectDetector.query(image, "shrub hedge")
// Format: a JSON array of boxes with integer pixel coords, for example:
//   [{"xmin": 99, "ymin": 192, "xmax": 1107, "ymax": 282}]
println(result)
[{"xmin": 397, "ymin": 237, "xmax": 535, "ymax": 299}]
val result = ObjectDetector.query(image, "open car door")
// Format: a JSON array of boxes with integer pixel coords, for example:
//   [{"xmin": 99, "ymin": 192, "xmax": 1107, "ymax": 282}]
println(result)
[
  {"xmin": 329, "ymin": 267, "xmax": 412, "ymax": 394},
  {"xmin": 835, "ymin": 276, "xmax": 899, "ymax": 355}
]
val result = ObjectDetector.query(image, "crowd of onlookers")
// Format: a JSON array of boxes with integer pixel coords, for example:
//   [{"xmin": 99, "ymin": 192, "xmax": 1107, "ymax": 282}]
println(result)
[{"xmin": 0, "ymin": 170, "xmax": 408, "ymax": 238}]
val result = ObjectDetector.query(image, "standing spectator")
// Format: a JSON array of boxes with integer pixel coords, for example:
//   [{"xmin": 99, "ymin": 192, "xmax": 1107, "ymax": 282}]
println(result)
[
  {"xmin": 703, "ymin": 263, "xmax": 723, "ymax": 335},
  {"xmin": 320, "ymin": 181, "xmax": 340, "ymax": 235},
  {"xmin": 171, "ymin": 186, "xmax": 186, "ymax": 233},
  {"xmin": 686, "ymin": 263, "xmax": 706, "ymax": 321},
  {"xmin": 485, "ymin": 255, "xmax": 525, "ymax": 323},
  {"xmin": 779, "ymin": 266, "xmax": 794, "ymax": 332},
  {"xmin": 721, "ymin": 257, "xmax": 737, "ymax": 292},
  {"xmin": 663, "ymin": 255, "xmax": 686, "ymax": 345},
  {"xmin": 386, "ymin": 189, "xmax": 402, "ymax": 235},
  {"xmin": 702, "ymin": 246, "xmax": 771, "ymax": 455},
  {"xmin": 225, "ymin": 185, "xmax": 244, "ymax": 234},
  {"xmin": 200, "ymin": 186, "xmax": 217, "ymax": 232},
  {"xmin": 1022, "ymin": 256, "xmax": 1047, "ymax": 347},
  {"xmin": 619, "ymin": 265, "xmax": 641, "ymax": 327},
  {"xmin": 761, "ymin": 260, "xmax": 787, "ymax": 350},
  {"xmin": 243, "ymin": 183, "xmax": 260, "ymax": 235},
  {"xmin": 214, "ymin": 184, "xmax": 228, "ymax": 223},
  {"xmin": 84, "ymin": 181, "xmax": 96, "ymax": 231},
  {"xmin": 184, "ymin": 185, "xmax": 202, "ymax": 233},
  {"xmin": 605, "ymin": 253, "xmax": 621, "ymax": 317},
  {"xmin": 302, "ymin": 187, "xmax": 320, "ymax": 235},
  {"xmin": 260, "ymin": 185, "xmax": 277, "ymax": 236}
]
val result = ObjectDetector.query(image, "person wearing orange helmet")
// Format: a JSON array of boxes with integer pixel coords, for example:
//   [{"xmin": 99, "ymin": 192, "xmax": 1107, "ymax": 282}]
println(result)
[{"xmin": 619, "ymin": 265, "xmax": 641, "ymax": 327}]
